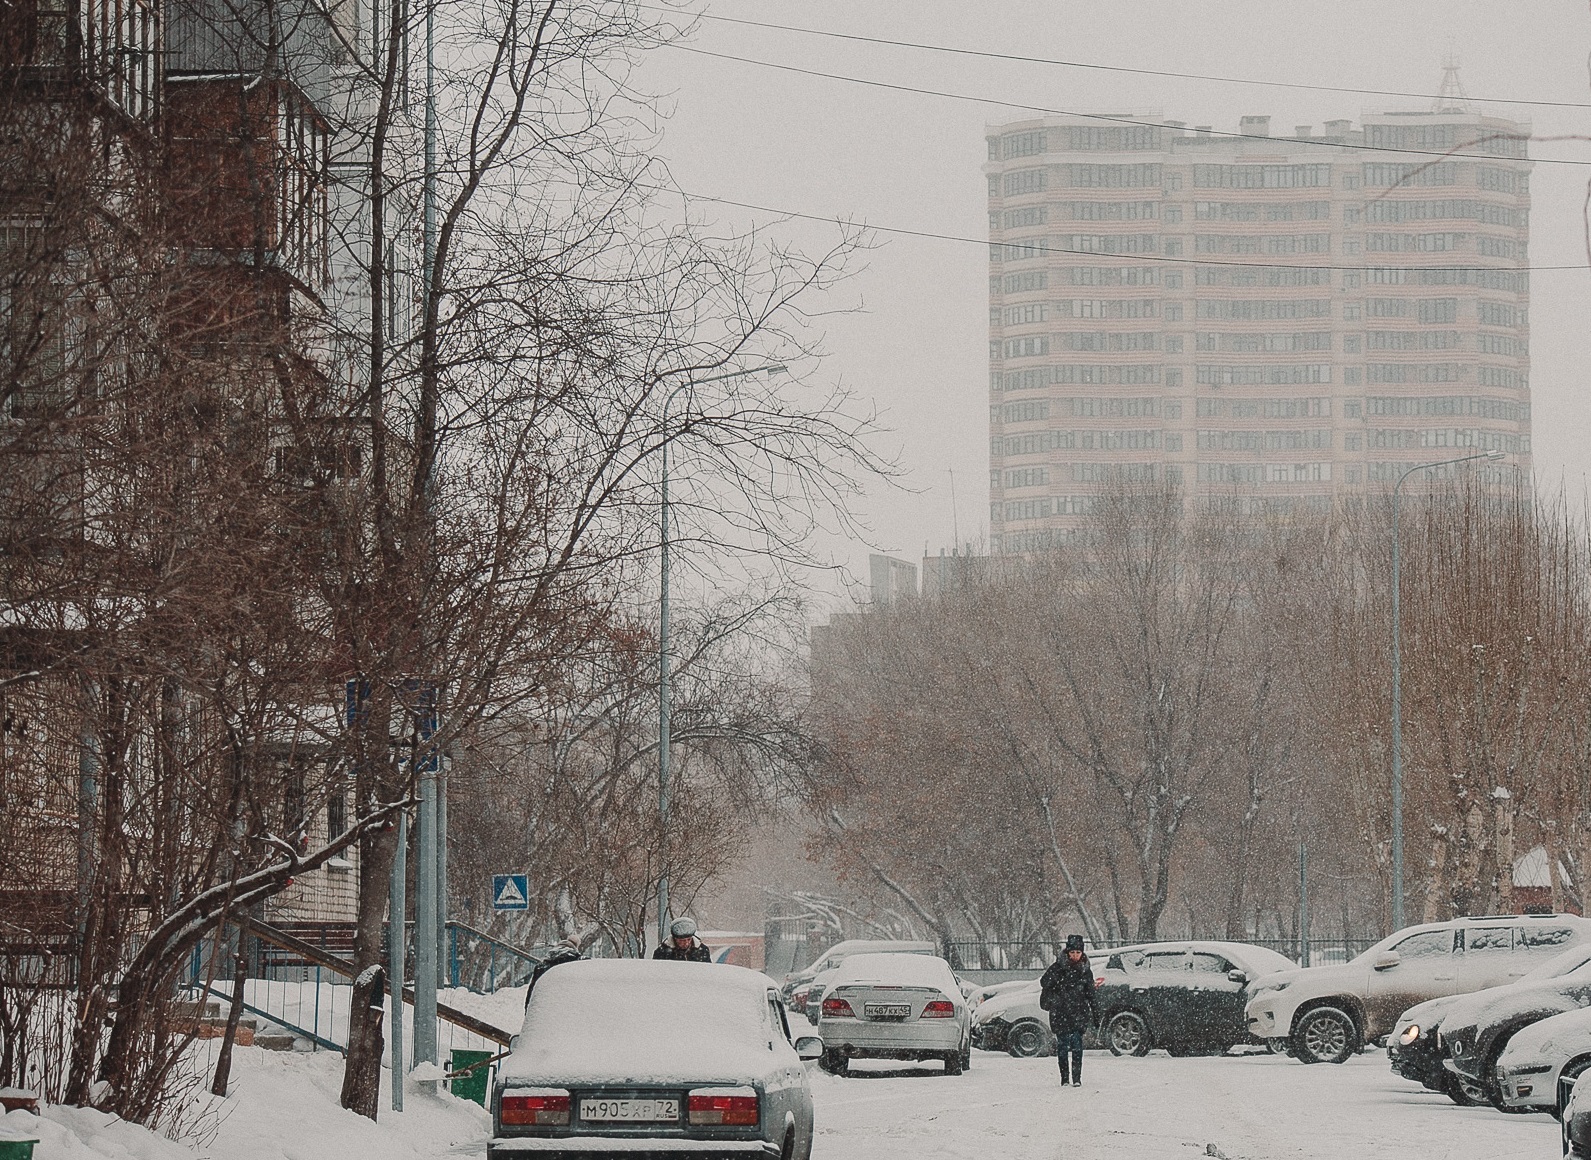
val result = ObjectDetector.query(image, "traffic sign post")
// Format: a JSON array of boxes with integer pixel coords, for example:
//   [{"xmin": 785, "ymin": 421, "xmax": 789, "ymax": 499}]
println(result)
[{"xmin": 492, "ymin": 874, "xmax": 529, "ymax": 911}]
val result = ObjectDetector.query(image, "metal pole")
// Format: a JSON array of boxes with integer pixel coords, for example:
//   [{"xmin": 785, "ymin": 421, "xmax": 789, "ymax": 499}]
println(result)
[
  {"xmin": 1298, "ymin": 843, "xmax": 1310, "ymax": 967},
  {"xmin": 437, "ymin": 759, "xmax": 448, "ymax": 989},
  {"xmin": 389, "ymin": 810, "xmax": 407, "ymax": 1110},
  {"xmin": 415, "ymin": 767, "xmax": 436, "ymax": 1065},
  {"xmin": 654, "ymin": 364, "xmax": 785, "ymax": 950},
  {"xmin": 1390, "ymin": 450, "xmax": 1501, "ymax": 931}
]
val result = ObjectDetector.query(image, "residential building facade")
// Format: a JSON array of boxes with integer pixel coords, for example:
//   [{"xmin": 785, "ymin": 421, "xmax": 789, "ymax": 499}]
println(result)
[{"xmin": 985, "ymin": 104, "xmax": 1532, "ymax": 552}]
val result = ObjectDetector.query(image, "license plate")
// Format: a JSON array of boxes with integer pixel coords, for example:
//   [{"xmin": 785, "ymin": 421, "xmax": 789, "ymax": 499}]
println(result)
[
  {"xmin": 580, "ymin": 1098, "xmax": 679, "ymax": 1122},
  {"xmin": 865, "ymin": 1003, "xmax": 912, "ymax": 1019}
]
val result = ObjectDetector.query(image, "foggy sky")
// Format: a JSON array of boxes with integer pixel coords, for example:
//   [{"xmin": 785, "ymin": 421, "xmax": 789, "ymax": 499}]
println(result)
[{"xmin": 633, "ymin": 1, "xmax": 1591, "ymax": 611}]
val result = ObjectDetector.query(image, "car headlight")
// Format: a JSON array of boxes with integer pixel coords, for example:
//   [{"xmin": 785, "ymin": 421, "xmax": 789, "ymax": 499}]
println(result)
[
  {"xmin": 1399, "ymin": 1024, "xmax": 1421, "ymax": 1046},
  {"xmin": 1251, "ymin": 980, "xmax": 1290, "ymax": 998}
]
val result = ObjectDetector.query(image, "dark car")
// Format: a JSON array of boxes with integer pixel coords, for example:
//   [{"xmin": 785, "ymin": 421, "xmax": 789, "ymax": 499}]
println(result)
[
  {"xmin": 1387, "ymin": 995, "xmax": 1489, "ymax": 1105},
  {"xmin": 1096, "ymin": 941, "xmax": 1297, "ymax": 1057},
  {"xmin": 1565, "ymin": 1075, "xmax": 1591, "ymax": 1156},
  {"xmin": 1439, "ymin": 946, "xmax": 1591, "ymax": 1107}
]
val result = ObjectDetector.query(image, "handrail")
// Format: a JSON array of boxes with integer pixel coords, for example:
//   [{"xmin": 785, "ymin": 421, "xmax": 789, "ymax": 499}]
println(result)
[
  {"xmin": 249, "ymin": 919, "xmax": 514, "ymax": 1045},
  {"xmin": 193, "ymin": 981, "xmax": 346, "ymax": 1053},
  {"xmin": 446, "ymin": 920, "xmax": 542, "ymax": 965}
]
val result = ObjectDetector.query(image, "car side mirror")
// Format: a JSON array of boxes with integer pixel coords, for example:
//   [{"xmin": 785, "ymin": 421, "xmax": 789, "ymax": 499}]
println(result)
[
  {"xmin": 1373, "ymin": 952, "xmax": 1401, "ymax": 971},
  {"xmin": 1227, "ymin": 969, "xmax": 1247, "ymax": 984},
  {"xmin": 794, "ymin": 1036, "xmax": 823, "ymax": 1061},
  {"xmin": 509, "ymin": 1034, "xmax": 520, "ymax": 1050}
]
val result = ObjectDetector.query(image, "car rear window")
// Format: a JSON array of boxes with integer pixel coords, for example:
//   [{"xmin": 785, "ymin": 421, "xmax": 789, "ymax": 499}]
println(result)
[
  {"xmin": 1189, "ymin": 953, "xmax": 1231, "ymax": 974},
  {"xmin": 1393, "ymin": 931, "xmax": 1453, "ymax": 959},
  {"xmin": 1520, "ymin": 926, "xmax": 1578, "ymax": 950}
]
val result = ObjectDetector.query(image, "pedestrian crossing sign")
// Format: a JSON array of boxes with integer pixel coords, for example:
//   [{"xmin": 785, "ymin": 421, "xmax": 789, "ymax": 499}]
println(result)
[{"xmin": 492, "ymin": 874, "xmax": 530, "ymax": 911}]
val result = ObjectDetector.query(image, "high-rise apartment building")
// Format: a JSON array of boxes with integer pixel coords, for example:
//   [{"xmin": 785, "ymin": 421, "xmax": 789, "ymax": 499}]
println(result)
[{"xmin": 985, "ymin": 102, "xmax": 1531, "ymax": 552}]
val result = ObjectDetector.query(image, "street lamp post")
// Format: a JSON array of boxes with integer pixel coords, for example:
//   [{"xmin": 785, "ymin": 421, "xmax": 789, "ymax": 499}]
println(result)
[
  {"xmin": 1390, "ymin": 449, "xmax": 1504, "ymax": 930},
  {"xmin": 656, "ymin": 363, "xmax": 785, "ymax": 948}
]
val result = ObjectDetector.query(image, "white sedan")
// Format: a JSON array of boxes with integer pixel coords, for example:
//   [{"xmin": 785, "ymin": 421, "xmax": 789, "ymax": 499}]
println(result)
[
  {"xmin": 815, "ymin": 952, "xmax": 971, "ymax": 1076},
  {"xmin": 1495, "ymin": 1006, "xmax": 1591, "ymax": 1114}
]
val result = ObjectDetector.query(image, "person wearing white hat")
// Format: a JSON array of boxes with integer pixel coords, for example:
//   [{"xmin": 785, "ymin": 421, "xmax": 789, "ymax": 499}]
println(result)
[{"xmin": 652, "ymin": 917, "xmax": 712, "ymax": 962}]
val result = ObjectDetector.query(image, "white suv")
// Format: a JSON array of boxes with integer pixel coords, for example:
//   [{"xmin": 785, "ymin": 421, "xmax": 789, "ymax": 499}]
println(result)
[{"xmin": 1244, "ymin": 915, "xmax": 1591, "ymax": 1064}]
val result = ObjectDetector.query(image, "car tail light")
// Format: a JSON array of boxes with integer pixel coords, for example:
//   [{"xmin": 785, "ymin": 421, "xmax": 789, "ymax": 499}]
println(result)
[
  {"xmin": 921, "ymin": 999, "xmax": 956, "ymax": 1018},
  {"xmin": 688, "ymin": 1087, "xmax": 759, "ymax": 1126},
  {"xmin": 500, "ymin": 1089, "xmax": 571, "ymax": 1126},
  {"xmin": 1095, "ymin": 977, "xmax": 1104, "ymax": 986},
  {"xmin": 822, "ymin": 996, "xmax": 855, "ymax": 1018}
]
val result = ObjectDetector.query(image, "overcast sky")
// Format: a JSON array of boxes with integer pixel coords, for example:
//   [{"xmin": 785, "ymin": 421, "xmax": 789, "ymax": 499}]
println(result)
[{"xmin": 630, "ymin": 1, "xmax": 1591, "ymax": 613}]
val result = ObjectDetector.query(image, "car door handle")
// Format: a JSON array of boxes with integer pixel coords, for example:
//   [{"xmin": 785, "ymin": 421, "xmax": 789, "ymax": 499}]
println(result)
[{"xmin": 1130, "ymin": 986, "xmax": 1147, "ymax": 992}]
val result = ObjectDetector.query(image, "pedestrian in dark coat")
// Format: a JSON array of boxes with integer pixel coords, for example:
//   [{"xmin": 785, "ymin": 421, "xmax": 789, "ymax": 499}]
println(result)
[
  {"xmin": 652, "ymin": 917, "xmax": 713, "ymax": 962},
  {"xmin": 1039, "ymin": 934, "xmax": 1100, "ymax": 1087},
  {"xmin": 524, "ymin": 937, "xmax": 583, "ymax": 1008}
]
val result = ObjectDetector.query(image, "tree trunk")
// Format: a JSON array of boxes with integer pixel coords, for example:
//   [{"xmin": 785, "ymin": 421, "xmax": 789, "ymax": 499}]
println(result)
[
  {"xmin": 341, "ymin": 965, "xmax": 387, "ymax": 1119},
  {"xmin": 1494, "ymin": 790, "xmax": 1515, "ymax": 915},
  {"xmin": 210, "ymin": 918, "xmax": 251, "ymax": 1097},
  {"xmin": 1422, "ymin": 833, "xmax": 1449, "ymax": 923},
  {"xmin": 342, "ymin": 820, "xmax": 398, "ymax": 1117}
]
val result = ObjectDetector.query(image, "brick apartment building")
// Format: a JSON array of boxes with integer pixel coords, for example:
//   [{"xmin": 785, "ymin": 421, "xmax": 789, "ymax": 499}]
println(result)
[{"xmin": 985, "ymin": 99, "xmax": 1532, "ymax": 552}]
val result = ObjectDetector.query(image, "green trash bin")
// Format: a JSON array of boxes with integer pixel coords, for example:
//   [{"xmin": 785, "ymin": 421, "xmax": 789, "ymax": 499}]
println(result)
[
  {"xmin": 0, "ymin": 1138, "xmax": 38, "ymax": 1160},
  {"xmin": 449, "ymin": 1049, "xmax": 494, "ymax": 1107}
]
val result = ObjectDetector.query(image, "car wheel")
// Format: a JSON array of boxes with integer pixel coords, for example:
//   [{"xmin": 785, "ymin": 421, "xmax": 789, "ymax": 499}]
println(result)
[
  {"xmin": 960, "ymin": 1045, "xmax": 972, "ymax": 1072},
  {"xmin": 1265, "ymin": 1037, "xmax": 1290, "ymax": 1055},
  {"xmin": 780, "ymin": 1129, "xmax": 796, "ymax": 1160},
  {"xmin": 1105, "ymin": 1010, "xmax": 1152, "ymax": 1058},
  {"xmin": 1007, "ymin": 1019, "xmax": 1049, "ymax": 1058},
  {"xmin": 1293, "ymin": 1007, "xmax": 1358, "ymax": 1065},
  {"xmin": 1555, "ymin": 1058, "xmax": 1591, "ymax": 1121},
  {"xmin": 819, "ymin": 1048, "xmax": 847, "ymax": 1076},
  {"xmin": 944, "ymin": 1049, "xmax": 965, "ymax": 1076},
  {"xmin": 1443, "ymin": 1070, "xmax": 1488, "ymax": 1107}
]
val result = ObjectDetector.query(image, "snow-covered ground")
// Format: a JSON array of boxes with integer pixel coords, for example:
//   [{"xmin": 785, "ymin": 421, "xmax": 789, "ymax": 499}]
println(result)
[
  {"xmin": 11, "ymin": 1043, "xmax": 1562, "ymax": 1159},
  {"xmin": 816, "ymin": 1051, "xmax": 1559, "ymax": 1159}
]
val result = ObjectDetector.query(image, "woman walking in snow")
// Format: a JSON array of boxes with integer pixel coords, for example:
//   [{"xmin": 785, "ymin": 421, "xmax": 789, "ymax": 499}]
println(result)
[{"xmin": 1039, "ymin": 934, "xmax": 1100, "ymax": 1087}]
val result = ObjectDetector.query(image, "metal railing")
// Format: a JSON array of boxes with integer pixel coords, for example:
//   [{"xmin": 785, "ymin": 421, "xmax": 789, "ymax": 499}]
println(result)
[{"xmin": 943, "ymin": 936, "xmax": 1382, "ymax": 973}]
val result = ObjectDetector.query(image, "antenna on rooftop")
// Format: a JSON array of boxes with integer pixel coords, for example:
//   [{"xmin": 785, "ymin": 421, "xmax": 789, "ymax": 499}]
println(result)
[{"xmin": 1434, "ymin": 51, "xmax": 1471, "ymax": 114}]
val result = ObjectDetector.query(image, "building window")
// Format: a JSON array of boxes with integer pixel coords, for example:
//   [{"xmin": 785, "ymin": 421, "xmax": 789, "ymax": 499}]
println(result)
[
  {"xmin": 1345, "ymin": 434, "xmax": 1363, "ymax": 451},
  {"xmin": 1343, "ymin": 303, "xmax": 1362, "ymax": 321},
  {"xmin": 1164, "ymin": 239, "xmax": 1183, "ymax": 256},
  {"xmin": 1165, "ymin": 433, "xmax": 1183, "ymax": 452},
  {"xmin": 1165, "ymin": 271, "xmax": 1183, "ymax": 289},
  {"xmin": 1344, "ymin": 335, "xmax": 1362, "ymax": 354},
  {"xmin": 1166, "ymin": 336, "xmax": 1183, "ymax": 353}
]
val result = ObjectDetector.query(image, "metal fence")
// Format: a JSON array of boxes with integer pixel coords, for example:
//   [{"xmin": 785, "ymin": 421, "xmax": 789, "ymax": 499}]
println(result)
[{"xmin": 943, "ymin": 937, "xmax": 1382, "ymax": 974}]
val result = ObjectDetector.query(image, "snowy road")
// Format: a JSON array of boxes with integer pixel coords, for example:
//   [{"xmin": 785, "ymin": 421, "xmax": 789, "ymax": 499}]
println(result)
[{"xmin": 809, "ymin": 1050, "xmax": 1560, "ymax": 1160}]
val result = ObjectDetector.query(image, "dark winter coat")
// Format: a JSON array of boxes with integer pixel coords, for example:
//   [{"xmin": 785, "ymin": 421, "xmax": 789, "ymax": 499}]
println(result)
[
  {"xmin": 1039, "ymin": 954, "xmax": 1100, "ymax": 1033},
  {"xmin": 652, "ymin": 939, "xmax": 712, "ymax": 962},
  {"xmin": 524, "ymin": 945, "xmax": 582, "ymax": 1007}
]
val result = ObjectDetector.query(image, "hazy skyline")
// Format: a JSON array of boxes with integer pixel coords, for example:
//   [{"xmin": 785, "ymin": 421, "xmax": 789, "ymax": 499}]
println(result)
[{"xmin": 634, "ymin": 1, "xmax": 1591, "ymax": 610}]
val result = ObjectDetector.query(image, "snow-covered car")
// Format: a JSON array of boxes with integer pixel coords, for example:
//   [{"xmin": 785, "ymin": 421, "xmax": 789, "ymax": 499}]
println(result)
[
  {"xmin": 1244, "ymin": 914, "xmax": 1591, "ymax": 1064},
  {"xmin": 1494, "ymin": 1006, "xmax": 1591, "ymax": 1114},
  {"xmin": 970, "ymin": 980, "xmax": 1051, "ymax": 1056},
  {"xmin": 1387, "ymin": 995, "xmax": 1483, "ymax": 1104},
  {"xmin": 779, "ymin": 940, "xmax": 935, "ymax": 1003},
  {"xmin": 490, "ymin": 959, "xmax": 821, "ymax": 1160},
  {"xmin": 815, "ymin": 952, "xmax": 971, "ymax": 1076},
  {"xmin": 968, "ymin": 978, "xmax": 1038, "ymax": 1010},
  {"xmin": 1096, "ymin": 941, "xmax": 1297, "ymax": 1057},
  {"xmin": 1441, "ymin": 947, "xmax": 1591, "ymax": 1104},
  {"xmin": 1391, "ymin": 945, "xmax": 1591, "ymax": 1106}
]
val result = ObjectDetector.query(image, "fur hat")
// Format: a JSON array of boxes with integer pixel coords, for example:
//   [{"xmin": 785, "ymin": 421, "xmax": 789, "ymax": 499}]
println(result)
[
  {"xmin": 1065, "ymin": 934, "xmax": 1086, "ymax": 953},
  {"xmin": 670, "ymin": 917, "xmax": 698, "ymax": 939}
]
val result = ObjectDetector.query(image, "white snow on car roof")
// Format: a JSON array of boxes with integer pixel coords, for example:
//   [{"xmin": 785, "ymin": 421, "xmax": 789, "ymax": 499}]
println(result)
[
  {"xmin": 502, "ymin": 960, "xmax": 781, "ymax": 1085},
  {"xmin": 829, "ymin": 952, "xmax": 957, "ymax": 989}
]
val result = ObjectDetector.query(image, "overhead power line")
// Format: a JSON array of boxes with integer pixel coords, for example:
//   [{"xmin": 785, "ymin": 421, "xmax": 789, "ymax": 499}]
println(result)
[
  {"xmin": 650, "ymin": 184, "xmax": 1589, "ymax": 274},
  {"xmin": 653, "ymin": 5, "xmax": 1591, "ymax": 112},
  {"xmin": 670, "ymin": 45, "xmax": 1591, "ymax": 169}
]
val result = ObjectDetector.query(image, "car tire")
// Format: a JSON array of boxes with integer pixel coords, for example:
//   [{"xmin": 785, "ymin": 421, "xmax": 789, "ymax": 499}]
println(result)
[
  {"xmin": 1265, "ymin": 1037, "xmax": 1290, "ymax": 1055},
  {"xmin": 780, "ymin": 1129, "xmax": 796, "ymax": 1160},
  {"xmin": 1293, "ymin": 1007, "xmax": 1358, "ymax": 1065},
  {"xmin": 961, "ymin": 1045, "xmax": 972, "ymax": 1072},
  {"xmin": 1443, "ymin": 1069, "xmax": 1489, "ymax": 1107},
  {"xmin": 1555, "ymin": 1058, "xmax": 1591, "ymax": 1121},
  {"xmin": 1007, "ymin": 1019, "xmax": 1049, "ymax": 1058},
  {"xmin": 1105, "ymin": 1010, "xmax": 1152, "ymax": 1058},
  {"xmin": 944, "ymin": 1049, "xmax": 964, "ymax": 1076},
  {"xmin": 819, "ymin": 1048, "xmax": 847, "ymax": 1076}
]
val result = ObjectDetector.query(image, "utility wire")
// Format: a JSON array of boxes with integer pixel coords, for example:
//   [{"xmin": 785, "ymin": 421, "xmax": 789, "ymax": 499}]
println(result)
[
  {"xmin": 670, "ymin": 44, "xmax": 1591, "ymax": 169},
  {"xmin": 650, "ymin": 184, "xmax": 1589, "ymax": 273},
  {"xmin": 650, "ymin": 5, "xmax": 1591, "ymax": 112}
]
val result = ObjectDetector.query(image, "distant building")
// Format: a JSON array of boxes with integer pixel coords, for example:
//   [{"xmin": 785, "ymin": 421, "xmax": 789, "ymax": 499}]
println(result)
[
  {"xmin": 920, "ymin": 548, "xmax": 987, "ymax": 597},
  {"xmin": 868, "ymin": 554, "xmax": 918, "ymax": 605},
  {"xmin": 985, "ymin": 81, "xmax": 1531, "ymax": 552}
]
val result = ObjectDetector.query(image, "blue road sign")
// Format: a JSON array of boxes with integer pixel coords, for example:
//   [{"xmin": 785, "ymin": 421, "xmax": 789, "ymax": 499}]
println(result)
[{"xmin": 492, "ymin": 874, "xmax": 530, "ymax": 911}]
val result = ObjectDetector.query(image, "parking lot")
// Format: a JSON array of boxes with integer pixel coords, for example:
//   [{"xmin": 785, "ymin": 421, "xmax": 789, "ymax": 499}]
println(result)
[{"xmin": 809, "ymin": 1050, "xmax": 1560, "ymax": 1159}]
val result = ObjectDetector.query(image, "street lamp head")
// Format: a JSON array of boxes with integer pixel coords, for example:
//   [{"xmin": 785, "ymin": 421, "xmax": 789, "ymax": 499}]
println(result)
[{"xmin": 1484, "ymin": 449, "xmax": 1505, "ymax": 460}]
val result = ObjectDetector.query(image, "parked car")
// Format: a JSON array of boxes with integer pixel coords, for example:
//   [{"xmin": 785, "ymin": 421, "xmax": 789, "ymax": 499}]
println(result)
[
  {"xmin": 968, "ymin": 978, "xmax": 1039, "ymax": 1011},
  {"xmin": 1440, "ymin": 945, "xmax": 1591, "ymax": 1106},
  {"xmin": 1390, "ymin": 943, "xmax": 1591, "ymax": 1106},
  {"xmin": 815, "ymin": 952, "xmax": 971, "ymax": 1076},
  {"xmin": 1560, "ymin": 1072, "xmax": 1591, "ymax": 1156},
  {"xmin": 1388, "ymin": 995, "xmax": 1485, "ymax": 1105},
  {"xmin": 970, "ymin": 980, "xmax": 1051, "ymax": 1056},
  {"xmin": 1096, "ymin": 941, "xmax": 1297, "ymax": 1057},
  {"xmin": 780, "ymin": 940, "xmax": 935, "ymax": 1003},
  {"xmin": 1244, "ymin": 914, "xmax": 1591, "ymax": 1064},
  {"xmin": 1494, "ymin": 1006, "xmax": 1591, "ymax": 1115},
  {"xmin": 490, "ymin": 959, "xmax": 820, "ymax": 1160}
]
